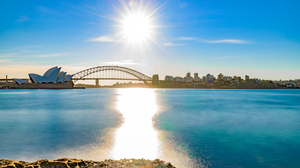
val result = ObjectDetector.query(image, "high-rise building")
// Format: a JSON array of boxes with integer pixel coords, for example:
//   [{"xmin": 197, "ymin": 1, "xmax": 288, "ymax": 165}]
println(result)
[
  {"xmin": 206, "ymin": 74, "xmax": 214, "ymax": 82},
  {"xmin": 186, "ymin": 72, "xmax": 191, "ymax": 78},
  {"xmin": 218, "ymin": 73, "xmax": 224, "ymax": 80},
  {"xmin": 165, "ymin": 75, "xmax": 174, "ymax": 81},
  {"xmin": 224, "ymin": 76, "xmax": 233, "ymax": 81},
  {"xmin": 234, "ymin": 76, "xmax": 241, "ymax": 82},
  {"xmin": 245, "ymin": 75, "xmax": 250, "ymax": 80},
  {"xmin": 194, "ymin": 73, "xmax": 198, "ymax": 79},
  {"xmin": 184, "ymin": 76, "xmax": 193, "ymax": 82},
  {"xmin": 174, "ymin": 77, "xmax": 183, "ymax": 82},
  {"xmin": 194, "ymin": 73, "xmax": 201, "ymax": 82},
  {"xmin": 152, "ymin": 74, "xmax": 159, "ymax": 86},
  {"xmin": 206, "ymin": 74, "xmax": 210, "ymax": 82}
]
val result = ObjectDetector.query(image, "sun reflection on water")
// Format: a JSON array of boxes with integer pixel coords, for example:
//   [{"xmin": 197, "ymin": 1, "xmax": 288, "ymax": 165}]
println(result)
[
  {"xmin": 111, "ymin": 88, "xmax": 161, "ymax": 160},
  {"xmin": 47, "ymin": 88, "xmax": 199, "ymax": 168}
]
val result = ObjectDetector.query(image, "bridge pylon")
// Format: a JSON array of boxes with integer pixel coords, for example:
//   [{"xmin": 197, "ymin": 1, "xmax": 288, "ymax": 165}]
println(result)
[{"xmin": 96, "ymin": 79, "xmax": 99, "ymax": 87}]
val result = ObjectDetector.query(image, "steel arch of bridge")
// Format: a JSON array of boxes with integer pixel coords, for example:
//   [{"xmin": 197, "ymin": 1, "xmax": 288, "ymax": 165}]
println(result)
[{"xmin": 72, "ymin": 66, "xmax": 152, "ymax": 84}]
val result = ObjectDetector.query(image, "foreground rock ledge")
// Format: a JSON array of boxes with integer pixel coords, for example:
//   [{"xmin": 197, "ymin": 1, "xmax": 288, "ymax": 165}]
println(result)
[{"xmin": 0, "ymin": 158, "xmax": 175, "ymax": 168}]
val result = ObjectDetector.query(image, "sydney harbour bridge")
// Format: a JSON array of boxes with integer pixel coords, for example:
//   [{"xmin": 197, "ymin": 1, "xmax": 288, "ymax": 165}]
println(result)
[{"xmin": 72, "ymin": 66, "xmax": 153, "ymax": 86}]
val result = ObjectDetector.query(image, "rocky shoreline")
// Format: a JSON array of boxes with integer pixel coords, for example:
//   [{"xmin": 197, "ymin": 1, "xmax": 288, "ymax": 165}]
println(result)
[{"xmin": 0, "ymin": 158, "xmax": 175, "ymax": 168}]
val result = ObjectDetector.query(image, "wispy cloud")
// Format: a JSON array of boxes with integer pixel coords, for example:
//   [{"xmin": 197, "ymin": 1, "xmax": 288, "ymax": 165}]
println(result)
[
  {"xmin": 0, "ymin": 59, "xmax": 10, "ymax": 63},
  {"xmin": 82, "ymin": 3, "xmax": 96, "ymax": 10},
  {"xmin": 216, "ymin": 55, "xmax": 249, "ymax": 59},
  {"xmin": 162, "ymin": 42, "xmax": 185, "ymax": 47},
  {"xmin": 88, "ymin": 36, "xmax": 119, "ymax": 42},
  {"xmin": 178, "ymin": 37, "xmax": 247, "ymax": 44},
  {"xmin": 0, "ymin": 53, "xmax": 17, "ymax": 58},
  {"xmin": 0, "ymin": 45, "xmax": 43, "ymax": 52},
  {"xmin": 16, "ymin": 15, "xmax": 31, "ymax": 22},
  {"xmin": 37, "ymin": 6, "xmax": 59, "ymax": 16},
  {"xmin": 101, "ymin": 60, "xmax": 141, "ymax": 65},
  {"xmin": 23, "ymin": 45, "xmax": 44, "ymax": 49},
  {"xmin": 178, "ymin": 37, "xmax": 196, "ymax": 40},
  {"xmin": 179, "ymin": 2, "xmax": 188, "ymax": 8},
  {"xmin": 209, "ymin": 39, "xmax": 247, "ymax": 44},
  {"xmin": 0, "ymin": 53, "xmax": 69, "ymax": 58},
  {"xmin": 34, "ymin": 53, "xmax": 69, "ymax": 58}
]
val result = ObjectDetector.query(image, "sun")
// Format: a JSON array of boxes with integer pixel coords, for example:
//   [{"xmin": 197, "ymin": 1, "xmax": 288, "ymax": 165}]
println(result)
[{"xmin": 121, "ymin": 13, "xmax": 153, "ymax": 43}]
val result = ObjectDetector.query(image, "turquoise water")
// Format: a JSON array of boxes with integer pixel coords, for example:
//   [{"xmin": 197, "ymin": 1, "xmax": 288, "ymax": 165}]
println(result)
[{"xmin": 0, "ymin": 89, "xmax": 300, "ymax": 168}]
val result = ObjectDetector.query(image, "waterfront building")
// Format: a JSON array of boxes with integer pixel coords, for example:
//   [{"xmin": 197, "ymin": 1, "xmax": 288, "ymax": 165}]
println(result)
[
  {"xmin": 206, "ymin": 74, "xmax": 210, "ymax": 82},
  {"xmin": 14, "ymin": 66, "xmax": 73, "ymax": 85},
  {"xmin": 184, "ymin": 76, "xmax": 193, "ymax": 82},
  {"xmin": 174, "ymin": 76, "xmax": 183, "ymax": 82},
  {"xmin": 13, "ymin": 79, "xmax": 28, "ymax": 85},
  {"xmin": 194, "ymin": 73, "xmax": 201, "ymax": 82},
  {"xmin": 182, "ymin": 72, "xmax": 193, "ymax": 82},
  {"xmin": 245, "ymin": 75, "xmax": 250, "ymax": 80},
  {"xmin": 218, "ymin": 73, "xmax": 224, "ymax": 80},
  {"xmin": 206, "ymin": 74, "xmax": 214, "ymax": 82},
  {"xmin": 194, "ymin": 73, "xmax": 198, "ymax": 79},
  {"xmin": 224, "ymin": 76, "xmax": 232, "ymax": 81},
  {"xmin": 195, "ymin": 76, "xmax": 201, "ymax": 82},
  {"xmin": 152, "ymin": 74, "xmax": 159, "ymax": 86},
  {"xmin": 234, "ymin": 76, "xmax": 241, "ymax": 82},
  {"xmin": 165, "ymin": 75, "xmax": 174, "ymax": 81},
  {"xmin": 186, "ymin": 72, "xmax": 191, "ymax": 79}
]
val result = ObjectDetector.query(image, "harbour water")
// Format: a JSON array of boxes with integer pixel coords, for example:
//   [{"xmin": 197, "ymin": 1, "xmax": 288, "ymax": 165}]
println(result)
[{"xmin": 0, "ymin": 89, "xmax": 300, "ymax": 168}]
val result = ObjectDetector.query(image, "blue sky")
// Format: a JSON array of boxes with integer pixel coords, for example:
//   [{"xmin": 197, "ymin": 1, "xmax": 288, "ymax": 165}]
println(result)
[{"xmin": 0, "ymin": 0, "xmax": 299, "ymax": 81}]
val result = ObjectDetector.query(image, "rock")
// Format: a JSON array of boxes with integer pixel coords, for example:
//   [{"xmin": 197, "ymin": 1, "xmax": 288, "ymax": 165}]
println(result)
[
  {"xmin": 0, "ymin": 158, "xmax": 175, "ymax": 168},
  {"xmin": 35, "ymin": 159, "xmax": 48, "ymax": 165},
  {"xmin": 67, "ymin": 161, "xmax": 77, "ymax": 168},
  {"xmin": 56, "ymin": 158, "xmax": 69, "ymax": 162},
  {"xmin": 2, "ymin": 166, "xmax": 15, "ymax": 168},
  {"xmin": 24, "ymin": 166, "xmax": 34, "ymax": 168},
  {"xmin": 13, "ymin": 163, "xmax": 24, "ymax": 168},
  {"xmin": 165, "ymin": 162, "xmax": 175, "ymax": 168},
  {"xmin": 77, "ymin": 161, "xmax": 86, "ymax": 167},
  {"xmin": 0, "ymin": 159, "xmax": 13, "ymax": 166},
  {"xmin": 40, "ymin": 161, "xmax": 69, "ymax": 168}
]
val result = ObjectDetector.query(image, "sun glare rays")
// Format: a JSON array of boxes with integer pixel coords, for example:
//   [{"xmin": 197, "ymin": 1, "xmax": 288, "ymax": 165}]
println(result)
[
  {"xmin": 87, "ymin": 0, "xmax": 170, "ymax": 71},
  {"xmin": 103, "ymin": 0, "xmax": 166, "ymax": 49},
  {"xmin": 121, "ymin": 12, "xmax": 153, "ymax": 43},
  {"xmin": 116, "ymin": 0, "xmax": 159, "ymax": 47}
]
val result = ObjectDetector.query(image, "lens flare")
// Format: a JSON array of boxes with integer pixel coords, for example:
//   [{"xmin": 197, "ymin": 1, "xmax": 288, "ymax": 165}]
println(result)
[{"xmin": 121, "ymin": 13, "xmax": 152, "ymax": 43}]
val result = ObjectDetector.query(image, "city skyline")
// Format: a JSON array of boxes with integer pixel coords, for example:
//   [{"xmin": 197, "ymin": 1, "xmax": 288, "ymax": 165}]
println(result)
[{"xmin": 1, "ymin": 0, "xmax": 300, "ymax": 81}]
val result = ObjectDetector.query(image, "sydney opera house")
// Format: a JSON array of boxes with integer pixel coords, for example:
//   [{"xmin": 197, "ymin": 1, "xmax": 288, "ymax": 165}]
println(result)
[{"xmin": 13, "ymin": 66, "xmax": 75, "ymax": 89}]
